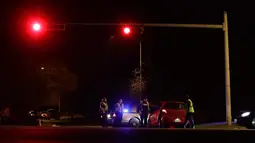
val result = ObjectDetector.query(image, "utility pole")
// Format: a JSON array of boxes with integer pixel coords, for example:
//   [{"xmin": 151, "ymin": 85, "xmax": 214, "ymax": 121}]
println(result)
[
  {"xmin": 64, "ymin": 11, "xmax": 232, "ymax": 125},
  {"xmin": 139, "ymin": 27, "xmax": 144, "ymax": 101},
  {"xmin": 223, "ymin": 12, "xmax": 232, "ymax": 125},
  {"xmin": 139, "ymin": 40, "xmax": 142, "ymax": 101}
]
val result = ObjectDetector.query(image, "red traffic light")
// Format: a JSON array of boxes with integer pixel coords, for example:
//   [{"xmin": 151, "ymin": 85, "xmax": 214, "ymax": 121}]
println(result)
[
  {"xmin": 123, "ymin": 27, "xmax": 131, "ymax": 34},
  {"xmin": 32, "ymin": 23, "xmax": 41, "ymax": 32}
]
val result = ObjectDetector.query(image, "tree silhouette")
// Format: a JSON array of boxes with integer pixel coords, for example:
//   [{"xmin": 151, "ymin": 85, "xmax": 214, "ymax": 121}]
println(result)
[
  {"xmin": 129, "ymin": 68, "xmax": 146, "ymax": 101},
  {"xmin": 39, "ymin": 65, "xmax": 77, "ymax": 111}
]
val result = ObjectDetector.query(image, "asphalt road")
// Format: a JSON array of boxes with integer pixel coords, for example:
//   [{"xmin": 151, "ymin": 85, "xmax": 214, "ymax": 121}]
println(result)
[{"xmin": 0, "ymin": 126, "xmax": 254, "ymax": 143}]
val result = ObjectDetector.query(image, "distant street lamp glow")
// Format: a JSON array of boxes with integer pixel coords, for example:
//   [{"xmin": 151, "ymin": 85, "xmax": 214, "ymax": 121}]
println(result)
[{"xmin": 41, "ymin": 67, "xmax": 44, "ymax": 70}]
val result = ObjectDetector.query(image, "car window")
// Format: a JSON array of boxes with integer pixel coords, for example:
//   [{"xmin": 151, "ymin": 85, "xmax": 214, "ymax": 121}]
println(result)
[{"xmin": 163, "ymin": 103, "xmax": 184, "ymax": 110}]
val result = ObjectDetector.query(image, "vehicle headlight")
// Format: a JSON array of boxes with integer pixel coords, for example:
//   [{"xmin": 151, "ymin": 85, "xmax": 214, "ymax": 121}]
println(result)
[
  {"xmin": 241, "ymin": 112, "xmax": 250, "ymax": 117},
  {"xmin": 123, "ymin": 109, "xmax": 129, "ymax": 113},
  {"xmin": 107, "ymin": 114, "xmax": 111, "ymax": 118}
]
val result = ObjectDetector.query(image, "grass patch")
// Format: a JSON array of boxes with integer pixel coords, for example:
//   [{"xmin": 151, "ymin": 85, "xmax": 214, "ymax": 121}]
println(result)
[
  {"xmin": 41, "ymin": 119, "xmax": 86, "ymax": 126},
  {"xmin": 41, "ymin": 119, "xmax": 70, "ymax": 124},
  {"xmin": 196, "ymin": 123, "xmax": 246, "ymax": 129}
]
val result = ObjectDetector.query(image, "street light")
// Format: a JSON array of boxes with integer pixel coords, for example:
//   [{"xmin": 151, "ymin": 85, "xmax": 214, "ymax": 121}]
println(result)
[
  {"xmin": 139, "ymin": 27, "xmax": 144, "ymax": 101},
  {"xmin": 122, "ymin": 26, "xmax": 143, "ymax": 101}
]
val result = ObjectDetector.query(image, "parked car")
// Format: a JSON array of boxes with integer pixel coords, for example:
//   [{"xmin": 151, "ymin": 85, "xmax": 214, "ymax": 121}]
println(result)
[
  {"xmin": 148, "ymin": 101, "xmax": 186, "ymax": 128},
  {"xmin": 60, "ymin": 112, "xmax": 85, "ymax": 120},
  {"xmin": 106, "ymin": 105, "xmax": 140, "ymax": 127},
  {"xmin": 236, "ymin": 110, "xmax": 255, "ymax": 129},
  {"xmin": 39, "ymin": 109, "xmax": 60, "ymax": 120}
]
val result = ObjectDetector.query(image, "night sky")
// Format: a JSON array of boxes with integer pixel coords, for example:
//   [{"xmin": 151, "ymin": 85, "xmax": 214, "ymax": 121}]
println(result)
[{"xmin": 1, "ymin": 1, "xmax": 254, "ymax": 123}]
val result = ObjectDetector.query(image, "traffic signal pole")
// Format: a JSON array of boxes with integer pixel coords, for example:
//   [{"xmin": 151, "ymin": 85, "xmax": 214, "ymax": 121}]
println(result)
[
  {"xmin": 139, "ymin": 39, "xmax": 142, "ymax": 101},
  {"xmin": 64, "ymin": 11, "xmax": 231, "ymax": 125},
  {"xmin": 66, "ymin": 23, "xmax": 222, "ymax": 29},
  {"xmin": 139, "ymin": 27, "xmax": 144, "ymax": 101}
]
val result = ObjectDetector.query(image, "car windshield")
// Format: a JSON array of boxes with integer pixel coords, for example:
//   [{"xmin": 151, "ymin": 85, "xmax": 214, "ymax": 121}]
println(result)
[{"xmin": 164, "ymin": 103, "xmax": 184, "ymax": 110}]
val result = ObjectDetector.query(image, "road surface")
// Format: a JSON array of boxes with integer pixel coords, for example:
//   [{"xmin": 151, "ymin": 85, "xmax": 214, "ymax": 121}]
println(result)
[{"xmin": 0, "ymin": 126, "xmax": 254, "ymax": 143}]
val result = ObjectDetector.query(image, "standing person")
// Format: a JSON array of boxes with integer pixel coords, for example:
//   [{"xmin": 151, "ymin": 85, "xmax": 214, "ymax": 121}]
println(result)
[
  {"xmin": 114, "ymin": 99, "xmax": 123, "ymax": 127},
  {"xmin": 118, "ymin": 99, "xmax": 124, "ymax": 123},
  {"xmin": 1, "ymin": 107, "xmax": 10, "ymax": 125},
  {"xmin": 184, "ymin": 94, "xmax": 195, "ymax": 128},
  {"xmin": 119, "ymin": 99, "xmax": 124, "ymax": 112},
  {"xmin": 140, "ymin": 97, "xmax": 149, "ymax": 127},
  {"xmin": 99, "ymin": 97, "xmax": 108, "ymax": 127}
]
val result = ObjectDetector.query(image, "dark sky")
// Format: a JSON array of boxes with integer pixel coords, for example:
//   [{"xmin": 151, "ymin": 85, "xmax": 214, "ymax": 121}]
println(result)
[{"xmin": 1, "ymin": 1, "xmax": 254, "ymax": 122}]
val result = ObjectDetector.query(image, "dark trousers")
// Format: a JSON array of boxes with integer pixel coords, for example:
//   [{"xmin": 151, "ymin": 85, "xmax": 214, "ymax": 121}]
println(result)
[
  {"xmin": 184, "ymin": 112, "xmax": 195, "ymax": 128},
  {"xmin": 140, "ymin": 112, "xmax": 148, "ymax": 127},
  {"xmin": 113, "ymin": 111, "xmax": 122, "ymax": 127},
  {"xmin": 100, "ymin": 114, "xmax": 108, "ymax": 127}
]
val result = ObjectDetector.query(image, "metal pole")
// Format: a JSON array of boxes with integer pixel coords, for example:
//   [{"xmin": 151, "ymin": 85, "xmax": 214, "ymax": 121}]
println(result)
[
  {"xmin": 223, "ymin": 11, "xmax": 232, "ymax": 126},
  {"xmin": 139, "ymin": 27, "xmax": 144, "ymax": 101},
  {"xmin": 58, "ymin": 95, "xmax": 61, "ymax": 112},
  {"xmin": 139, "ymin": 39, "xmax": 142, "ymax": 101},
  {"xmin": 65, "ymin": 23, "xmax": 223, "ymax": 29}
]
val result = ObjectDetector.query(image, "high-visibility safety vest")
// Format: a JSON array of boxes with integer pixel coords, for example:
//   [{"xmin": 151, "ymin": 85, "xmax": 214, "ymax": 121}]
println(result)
[
  {"xmin": 100, "ymin": 102, "xmax": 108, "ymax": 113},
  {"xmin": 104, "ymin": 103, "xmax": 108, "ymax": 112},
  {"xmin": 188, "ymin": 99, "xmax": 195, "ymax": 113}
]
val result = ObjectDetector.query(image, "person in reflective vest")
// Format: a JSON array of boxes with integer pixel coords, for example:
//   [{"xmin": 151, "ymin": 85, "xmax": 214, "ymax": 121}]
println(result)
[
  {"xmin": 184, "ymin": 94, "xmax": 195, "ymax": 128},
  {"xmin": 99, "ymin": 97, "xmax": 108, "ymax": 127}
]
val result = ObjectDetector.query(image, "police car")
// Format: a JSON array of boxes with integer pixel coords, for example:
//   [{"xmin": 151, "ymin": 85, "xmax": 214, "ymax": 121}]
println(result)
[
  {"xmin": 107, "ymin": 106, "xmax": 141, "ymax": 127},
  {"xmin": 107, "ymin": 104, "xmax": 159, "ymax": 127}
]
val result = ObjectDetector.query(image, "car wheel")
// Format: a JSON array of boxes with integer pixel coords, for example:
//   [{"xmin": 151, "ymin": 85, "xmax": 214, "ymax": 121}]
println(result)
[
  {"xmin": 129, "ymin": 118, "xmax": 140, "ymax": 128},
  {"xmin": 250, "ymin": 117, "xmax": 255, "ymax": 129},
  {"xmin": 244, "ymin": 117, "xmax": 255, "ymax": 129}
]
